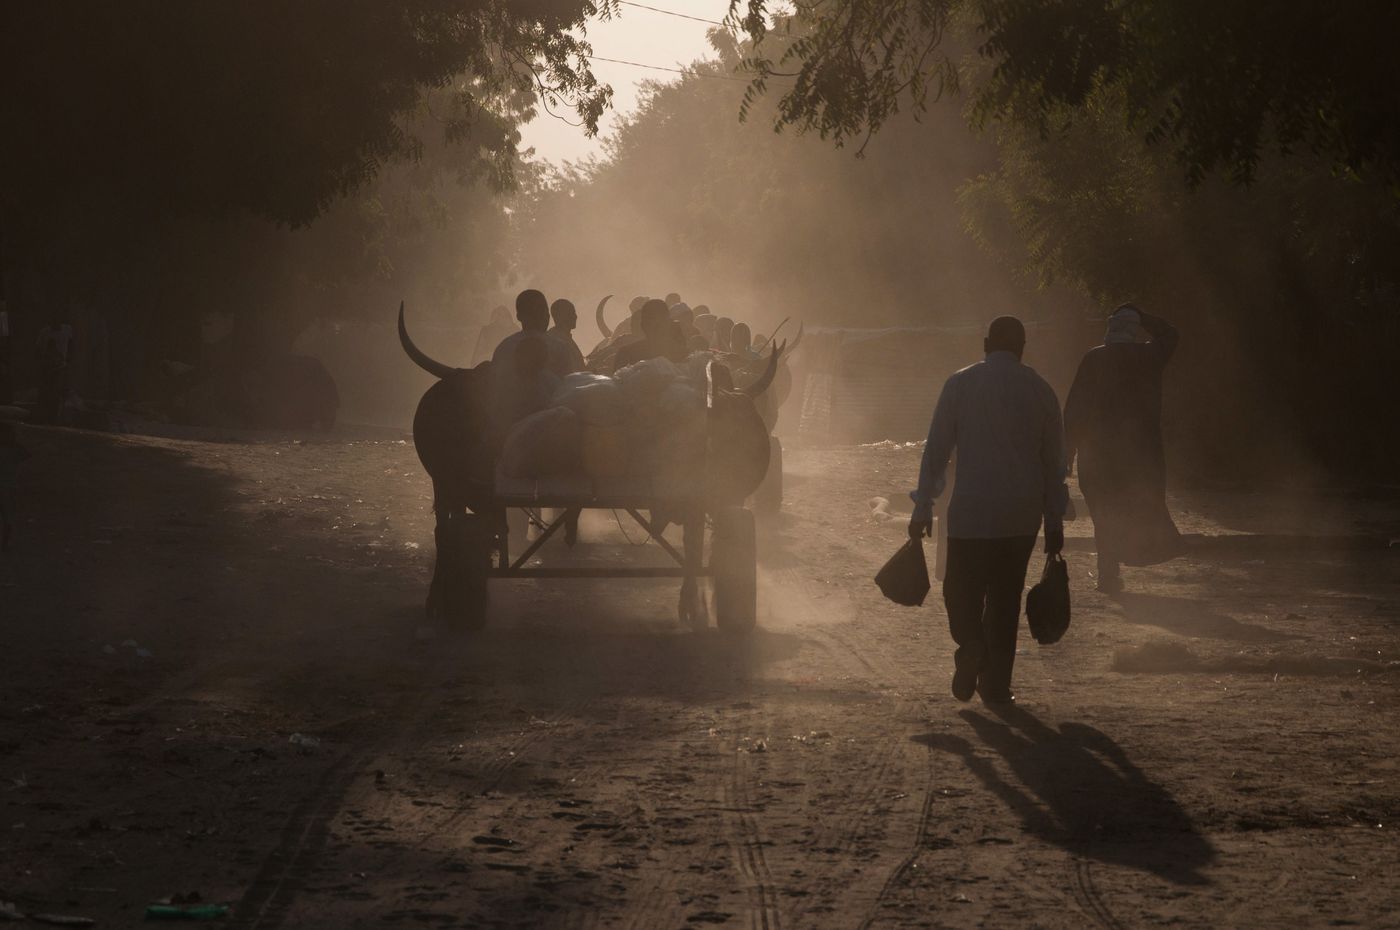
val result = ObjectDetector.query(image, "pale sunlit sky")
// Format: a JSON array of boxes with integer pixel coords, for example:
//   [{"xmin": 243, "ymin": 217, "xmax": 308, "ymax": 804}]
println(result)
[{"xmin": 517, "ymin": 0, "xmax": 737, "ymax": 164}]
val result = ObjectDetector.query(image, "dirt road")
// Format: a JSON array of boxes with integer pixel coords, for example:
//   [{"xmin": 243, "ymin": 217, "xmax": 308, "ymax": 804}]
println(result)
[{"xmin": 2, "ymin": 427, "xmax": 1398, "ymax": 928}]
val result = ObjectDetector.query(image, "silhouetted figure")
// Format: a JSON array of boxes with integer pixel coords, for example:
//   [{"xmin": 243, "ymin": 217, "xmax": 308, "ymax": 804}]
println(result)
[
  {"xmin": 693, "ymin": 312, "xmax": 717, "ymax": 347},
  {"xmin": 670, "ymin": 302, "xmax": 693, "ymax": 326},
  {"xmin": 713, "ymin": 316, "xmax": 734, "ymax": 352},
  {"xmin": 0, "ymin": 422, "xmax": 28, "ymax": 554},
  {"xmin": 1064, "ymin": 304, "xmax": 1183, "ymax": 593},
  {"xmin": 729, "ymin": 322, "xmax": 759, "ymax": 362},
  {"xmin": 491, "ymin": 290, "xmax": 565, "ymax": 434},
  {"xmin": 613, "ymin": 299, "xmax": 684, "ymax": 371},
  {"xmin": 548, "ymin": 298, "xmax": 586, "ymax": 374},
  {"xmin": 473, "ymin": 305, "xmax": 516, "ymax": 366},
  {"xmin": 909, "ymin": 316, "xmax": 1067, "ymax": 704},
  {"xmin": 547, "ymin": 297, "xmax": 585, "ymax": 545},
  {"xmin": 0, "ymin": 301, "xmax": 12, "ymax": 405},
  {"xmin": 35, "ymin": 316, "xmax": 73, "ymax": 424}
]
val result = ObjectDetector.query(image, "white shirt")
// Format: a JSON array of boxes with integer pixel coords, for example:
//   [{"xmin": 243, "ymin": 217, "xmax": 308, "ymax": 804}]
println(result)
[{"xmin": 911, "ymin": 351, "xmax": 1068, "ymax": 539}]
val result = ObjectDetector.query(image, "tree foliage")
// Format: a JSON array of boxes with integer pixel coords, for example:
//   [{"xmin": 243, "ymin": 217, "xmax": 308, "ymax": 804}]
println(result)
[
  {"xmin": 729, "ymin": 0, "xmax": 1400, "ymax": 188},
  {"xmin": 0, "ymin": 2, "xmax": 610, "ymax": 382},
  {"xmin": 959, "ymin": 82, "xmax": 1400, "ymax": 474},
  {"xmin": 1, "ymin": 1, "xmax": 609, "ymax": 228}
]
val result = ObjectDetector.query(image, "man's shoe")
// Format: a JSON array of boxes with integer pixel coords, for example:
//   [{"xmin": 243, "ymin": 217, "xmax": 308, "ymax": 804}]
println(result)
[
  {"xmin": 951, "ymin": 666, "xmax": 978, "ymax": 702},
  {"xmin": 978, "ymin": 685, "xmax": 1015, "ymax": 705}
]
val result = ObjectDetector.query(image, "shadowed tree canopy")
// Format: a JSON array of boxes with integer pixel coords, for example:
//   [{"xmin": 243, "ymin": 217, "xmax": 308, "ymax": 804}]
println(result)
[
  {"xmin": 0, "ymin": 1, "xmax": 610, "ymax": 228},
  {"xmin": 728, "ymin": 0, "xmax": 1400, "ymax": 189}
]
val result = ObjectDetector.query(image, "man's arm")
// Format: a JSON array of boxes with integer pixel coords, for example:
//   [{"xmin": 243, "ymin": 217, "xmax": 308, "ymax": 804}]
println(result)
[
  {"xmin": 1140, "ymin": 311, "xmax": 1179, "ymax": 365},
  {"xmin": 1040, "ymin": 380, "xmax": 1069, "ymax": 554},
  {"xmin": 908, "ymin": 376, "xmax": 958, "ymax": 537}
]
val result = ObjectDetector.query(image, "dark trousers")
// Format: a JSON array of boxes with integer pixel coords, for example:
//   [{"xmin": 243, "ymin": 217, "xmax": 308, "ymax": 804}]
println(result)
[{"xmin": 943, "ymin": 536, "xmax": 1037, "ymax": 696}]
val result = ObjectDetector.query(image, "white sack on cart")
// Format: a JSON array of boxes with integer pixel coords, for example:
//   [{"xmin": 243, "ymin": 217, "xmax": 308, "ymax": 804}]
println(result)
[
  {"xmin": 500, "ymin": 406, "xmax": 582, "ymax": 478},
  {"xmin": 551, "ymin": 374, "xmax": 626, "ymax": 427}
]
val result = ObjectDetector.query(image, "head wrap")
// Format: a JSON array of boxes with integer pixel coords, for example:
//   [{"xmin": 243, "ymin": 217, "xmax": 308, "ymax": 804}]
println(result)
[{"xmin": 1105, "ymin": 305, "xmax": 1142, "ymax": 345}]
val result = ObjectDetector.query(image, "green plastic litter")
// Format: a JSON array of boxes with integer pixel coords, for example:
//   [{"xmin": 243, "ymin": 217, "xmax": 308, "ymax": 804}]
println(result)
[{"xmin": 144, "ymin": 904, "xmax": 231, "ymax": 920}]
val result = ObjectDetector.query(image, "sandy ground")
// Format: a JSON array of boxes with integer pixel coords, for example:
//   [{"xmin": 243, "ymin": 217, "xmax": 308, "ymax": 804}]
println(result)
[{"xmin": 2, "ymin": 426, "xmax": 1398, "ymax": 929}]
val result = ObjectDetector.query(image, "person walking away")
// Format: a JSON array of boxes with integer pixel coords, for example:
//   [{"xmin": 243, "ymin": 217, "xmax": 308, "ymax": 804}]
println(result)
[
  {"xmin": 1063, "ymin": 304, "xmax": 1183, "ymax": 593},
  {"xmin": 547, "ymin": 298, "xmax": 586, "ymax": 374},
  {"xmin": 908, "ymin": 316, "xmax": 1067, "ymax": 704}
]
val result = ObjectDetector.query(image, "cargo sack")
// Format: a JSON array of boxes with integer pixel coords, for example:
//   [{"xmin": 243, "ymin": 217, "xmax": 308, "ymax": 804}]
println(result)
[
  {"xmin": 581, "ymin": 425, "xmax": 630, "ymax": 480},
  {"xmin": 552, "ymin": 375, "xmax": 626, "ymax": 427},
  {"xmin": 500, "ymin": 406, "xmax": 582, "ymax": 479},
  {"xmin": 875, "ymin": 539, "xmax": 930, "ymax": 607},
  {"xmin": 1026, "ymin": 553, "xmax": 1071, "ymax": 645}
]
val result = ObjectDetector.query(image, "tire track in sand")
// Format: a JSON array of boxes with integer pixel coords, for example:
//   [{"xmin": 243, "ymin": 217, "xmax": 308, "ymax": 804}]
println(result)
[
  {"xmin": 854, "ymin": 747, "xmax": 936, "ymax": 930},
  {"xmin": 724, "ymin": 744, "xmax": 782, "ymax": 930},
  {"xmin": 762, "ymin": 565, "xmax": 944, "ymax": 929},
  {"xmin": 233, "ymin": 647, "xmax": 475, "ymax": 929},
  {"xmin": 1070, "ymin": 858, "xmax": 1127, "ymax": 930}
]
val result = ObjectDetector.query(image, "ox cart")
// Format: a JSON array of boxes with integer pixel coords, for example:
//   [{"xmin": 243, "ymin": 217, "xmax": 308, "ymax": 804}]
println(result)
[
  {"xmin": 401, "ymin": 303, "xmax": 778, "ymax": 634},
  {"xmin": 434, "ymin": 479, "xmax": 757, "ymax": 633}
]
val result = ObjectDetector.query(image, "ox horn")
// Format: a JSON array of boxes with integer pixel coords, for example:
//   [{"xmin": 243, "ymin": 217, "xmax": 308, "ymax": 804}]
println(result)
[
  {"xmin": 397, "ymin": 301, "xmax": 457, "ymax": 380},
  {"xmin": 788, "ymin": 322, "xmax": 805, "ymax": 353},
  {"xmin": 595, "ymin": 294, "xmax": 614, "ymax": 338},
  {"xmin": 742, "ymin": 341, "xmax": 785, "ymax": 397}
]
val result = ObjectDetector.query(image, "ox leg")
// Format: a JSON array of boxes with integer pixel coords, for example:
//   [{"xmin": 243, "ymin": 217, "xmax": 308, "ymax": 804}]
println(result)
[
  {"xmin": 678, "ymin": 513, "xmax": 708, "ymax": 629},
  {"xmin": 564, "ymin": 507, "xmax": 581, "ymax": 547},
  {"xmin": 427, "ymin": 505, "xmax": 452, "ymax": 619}
]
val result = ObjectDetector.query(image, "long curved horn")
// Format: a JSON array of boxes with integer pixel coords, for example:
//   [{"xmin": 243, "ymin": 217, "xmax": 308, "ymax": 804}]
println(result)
[
  {"xmin": 742, "ymin": 341, "xmax": 785, "ymax": 397},
  {"xmin": 398, "ymin": 301, "xmax": 456, "ymax": 380},
  {"xmin": 766, "ymin": 316, "xmax": 792, "ymax": 347},
  {"xmin": 788, "ymin": 322, "xmax": 805, "ymax": 354},
  {"xmin": 595, "ymin": 294, "xmax": 614, "ymax": 338}
]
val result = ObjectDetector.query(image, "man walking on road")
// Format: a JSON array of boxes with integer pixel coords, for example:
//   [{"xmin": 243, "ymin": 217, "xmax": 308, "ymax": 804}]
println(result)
[
  {"xmin": 908, "ymin": 317, "xmax": 1068, "ymax": 704},
  {"xmin": 1063, "ymin": 304, "xmax": 1183, "ymax": 593}
]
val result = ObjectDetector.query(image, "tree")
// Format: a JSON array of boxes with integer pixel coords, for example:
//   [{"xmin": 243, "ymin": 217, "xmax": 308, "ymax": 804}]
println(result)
[
  {"xmin": 0, "ymin": 2, "xmax": 610, "ymax": 389},
  {"xmin": 1, "ymin": 1, "xmax": 609, "ymax": 228},
  {"xmin": 729, "ymin": 0, "xmax": 1400, "ymax": 190}
]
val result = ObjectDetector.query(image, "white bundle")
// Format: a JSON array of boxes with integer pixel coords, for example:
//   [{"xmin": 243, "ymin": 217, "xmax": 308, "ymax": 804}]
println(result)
[
  {"xmin": 506, "ymin": 356, "xmax": 710, "ymax": 484},
  {"xmin": 551, "ymin": 372, "xmax": 625, "ymax": 426}
]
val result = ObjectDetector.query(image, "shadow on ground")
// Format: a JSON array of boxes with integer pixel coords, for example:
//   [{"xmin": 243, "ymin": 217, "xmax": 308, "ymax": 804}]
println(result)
[
  {"xmin": 1111, "ymin": 591, "xmax": 1298, "ymax": 643},
  {"xmin": 917, "ymin": 706, "xmax": 1215, "ymax": 885}
]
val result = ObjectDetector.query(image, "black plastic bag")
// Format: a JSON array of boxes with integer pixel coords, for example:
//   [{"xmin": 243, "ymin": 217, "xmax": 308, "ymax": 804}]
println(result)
[
  {"xmin": 1026, "ymin": 553, "xmax": 1071, "ymax": 644},
  {"xmin": 875, "ymin": 539, "xmax": 930, "ymax": 607}
]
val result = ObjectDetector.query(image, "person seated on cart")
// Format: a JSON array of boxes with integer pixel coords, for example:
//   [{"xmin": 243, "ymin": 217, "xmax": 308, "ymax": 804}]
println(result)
[
  {"xmin": 729, "ymin": 322, "xmax": 761, "ymax": 363},
  {"xmin": 493, "ymin": 289, "xmax": 571, "ymax": 372},
  {"xmin": 548, "ymin": 298, "xmax": 586, "ymax": 374},
  {"xmin": 612, "ymin": 298, "xmax": 687, "ymax": 371},
  {"xmin": 492, "ymin": 289, "xmax": 566, "ymax": 434}
]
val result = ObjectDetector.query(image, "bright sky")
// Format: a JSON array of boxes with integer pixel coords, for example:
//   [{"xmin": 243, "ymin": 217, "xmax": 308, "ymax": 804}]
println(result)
[{"xmin": 518, "ymin": 0, "xmax": 737, "ymax": 164}]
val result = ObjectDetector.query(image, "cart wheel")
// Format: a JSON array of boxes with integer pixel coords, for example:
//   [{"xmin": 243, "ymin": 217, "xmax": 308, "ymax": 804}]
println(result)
[
  {"xmin": 755, "ymin": 435, "xmax": 783, "ymax": 514},
  {"xmin": 442, "ymin": 513, "xmax": 490, "ymax": 631},
  {"xmin": 712, "ymin": 506, "xmax": 757, "ymax": 632}
]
